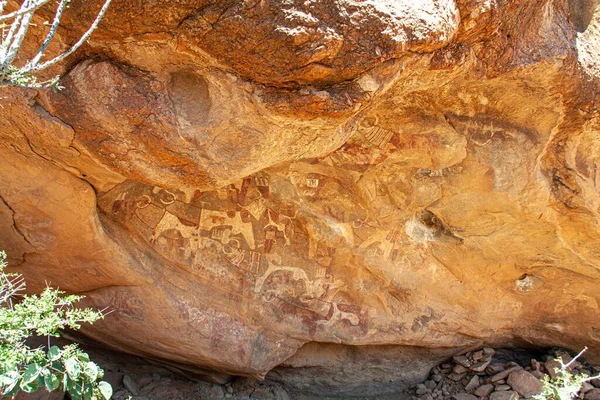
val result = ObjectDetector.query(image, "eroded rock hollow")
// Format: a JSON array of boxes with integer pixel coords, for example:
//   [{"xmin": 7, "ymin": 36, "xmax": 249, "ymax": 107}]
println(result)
[{"xmin": 1, "ymin": 0, "xmax": 600, "ymax": 396}]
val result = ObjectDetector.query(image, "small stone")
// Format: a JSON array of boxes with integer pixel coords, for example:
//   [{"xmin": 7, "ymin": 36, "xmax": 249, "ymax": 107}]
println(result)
[
  {"xmin": 432, "ymin": 374, "xmax": 443, "ymax": 383},
  {"xmin": 450, "ymin": 373, "xmax": 467, "ymax": 382},
  {"xmin": 545, "ymin": 359, "xmax": 562, "ymax": 380},
  {"xmin": 432, "ymin": 393, "xmax": 438, "ymax": 399},
  {"xmin": 425, "ymin": 380, "xmax": 437, "ymax": 390},
  {"xmin": 582, "ymin": 382, "xmax": 595, "ymax": 393},
  {"xmin": 586, "ymin": 389, "xmax": 600, "ymax": 400},
  {"xmin": 416, "ymin": 383, "xmax": 429, "ymax": 395},
  {"xmin": 465, "ymin": 376, "xmax": 480, "ymax": 391},
  {"xmin": 420, "ymin": 394, "xmax": 434, "ymax": 400},
  {"xmin": 489, "ymin": 390, "xmax": 518, "ymax": 400},
  {"xmin": 472, "ymin": 350, "xmax": 484, "ymax": 361},
  {"xmin": 136, "ymin": 375, "xmax": 152, "ymax": 388},
  {"xmin": 531, "ymin": 359, "xmax": 541, "ymax": 371},
  {"xmin": 487, "ymin": 363, "xmax": 506, "ymax": 375},
  {"xmin": 505, "ymin": 362, "xmax": 519, "ymax": 368},
  {"xmin": 474, "ymin": 384, "xmax": 494, "ymax": 397},
  {"xmin": 454, "ymin": 355, "xmax": 472, "ymax": 368},
  {"xmin": 471, "ymin": 360, "xmax": 491, "ymax": 372},
  {"xmin": 225, "ymin": 385, "xmax": 234, "ymax": 394},
  {"xmin": 491, "ymin": 366, "xmax": 522, "ymax": 382},
  {"xmin": 494, "ymin": 385, "xmax": 511, "ymax": 391},
  {"xmin": 483, "ymin": 347, "xmax": 495, "ymax": 356},
  {"xmin": 207, "ymin": 385, "xmax": 225, "ymax": 399},
  {"xmin": 507, "ymin": 369, "xmax": 543, "ymax": 397},
  {"xmin": 101, "ymin": 371, "xmax": 124, "ymax": 392},
  {"xmin": 531, "ymin": 370, "xmax": 545, "ymax": 379},
  {"xmin": 453, "ymin": 393, "xmax": 477, "ymax": 400},
  {"xmin": 123, "ymin": 375, "xmax": 139, "ymax": 395},
  {"xmin": 454, "ymin": 364, "xmax": 470, "ymax": 374},
  {"xmin": 496, "ymin": 380, "xmax": 506, "ymax": 384},
  {"xmin": 442, "ymin": 363, "xmax": 452, "ymax": 369}
]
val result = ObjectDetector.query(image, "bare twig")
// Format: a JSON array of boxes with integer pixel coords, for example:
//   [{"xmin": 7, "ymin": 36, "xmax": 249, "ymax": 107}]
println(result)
[
  {"xmin": 563, "ymin": 346, "xmax": 588, "ymax": 370},
  {"xmin": 2, "ymin": 0, "xmax": 35, "ymax": 69},
  {"xmin": 25, "ymin": 0, "xmax": 113, "ymax": 73},
  {"xmin": 0, "ymin": 0, "xmax": 112, "ymax": 88},
  {"xmin": 26, "ymin": 0, "xmax": 69, "ymax": 68},
  {"xmin": 0, "ymin": 0, "xmax": 51, "ymax": 22}
]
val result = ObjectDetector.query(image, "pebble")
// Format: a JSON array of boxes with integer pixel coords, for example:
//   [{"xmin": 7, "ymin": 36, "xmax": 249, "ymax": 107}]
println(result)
[
  {"xmin": 123, "ymin": 375, "xmax": 139, "ymax": 395},
  {"xmin": 472, "ymin": 350, "xmax": 483, "ymax": 361},
  {"xmin": 454, "ymin": 355, "xmax": 471, "ymax": 368},
  {"xmin": 491, "ymin": 366, "xmax": 522, "ymax": 382},
  {"xmin": 424, "ymin": 380, "xmax": 437, "ymax": 390},
  {"xmin": 452, "ymin": 393, "xmax": 477, "ymax": 400},
  {"xmin": 464, "ymin": 376, "xmax": 480, "ymax": 391},
  {"xmin": 507, "ymin": 369, "xmax": 543, "ymax": 397},
  {"xmin": 545, "ymin": 359, "xmax": 562, "ymax": 380},
  {"xmin": 531, "ymin": 370, "xmax": 545, "ymax": 379},
  {"xmin": 487, "ymin": 363, "xmax": 506, "ymax": 375},
  {"xmin": 450, "ymin": 373, "xmax": 466, "ymax": 382},
  {"xmin": 416, "ymin": 383, "xmax": 429, "ymax": 395},
  {"xmin": 474, "ymin": 384, "xmax": 494, "ymax": 397},
  {"xmin": 454, "ymin": 364, "xmax": 470, "ymax": 374},
  {"xmin": 586, "ymin": 389, "xmax": 600, "ymax": 400},
  {"xmin": 471, "ymin": 360, "xmax": 491, "ymax": 372},
  {"xmin": 420, "ymin": 394, "xmax": 434, "ymax": 400},
  {"xmin": 432, "ymin": 374, "xmax": 443, "ymax": 383},
  {"xmin": 207, "ymin": 385, "xmax": 225, "ymax": 399},
  {"xmin": 494, "ymin": 385, "xmax": 511, "ymax": 391},
  {"xmin": 489, "ymin": 390, "xmax": 518, "ymax": 400},
  {"xmin": 583, "ymin": 382, "xmax": 595, "ymax": 393}
]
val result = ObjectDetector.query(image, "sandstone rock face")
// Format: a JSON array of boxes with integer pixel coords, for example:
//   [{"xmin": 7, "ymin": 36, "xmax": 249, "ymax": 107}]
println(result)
[{"xmin": 1, "ymin": 0, "xmax": 600, "ymax": 396}]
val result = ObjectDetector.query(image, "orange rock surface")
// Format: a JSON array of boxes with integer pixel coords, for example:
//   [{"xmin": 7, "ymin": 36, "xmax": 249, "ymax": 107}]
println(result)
[{"xmin": 0, "ymin": 0, "xmax": 599, "ymax": 395}]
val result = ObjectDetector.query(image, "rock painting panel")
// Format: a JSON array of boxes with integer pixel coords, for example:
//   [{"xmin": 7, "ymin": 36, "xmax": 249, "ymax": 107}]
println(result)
[{"xmin": 98, "ymin": 171, "xmax": 374, "ymax": 338}]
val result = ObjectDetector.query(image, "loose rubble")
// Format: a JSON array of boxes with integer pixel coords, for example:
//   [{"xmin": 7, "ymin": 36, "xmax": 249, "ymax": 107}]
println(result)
[{"xmin": 407, "ymin": 348, "xmax": 600, "ymax": 400}]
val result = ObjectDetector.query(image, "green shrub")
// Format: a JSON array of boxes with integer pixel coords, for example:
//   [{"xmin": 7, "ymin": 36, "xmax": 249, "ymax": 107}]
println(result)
[
  {"xmin": 534, "ymin": 347, "xmax": 600, "ymax": 400},
  {"xmin": 0, "ymin": 250, "xmax": 112, "ymax": 399}
]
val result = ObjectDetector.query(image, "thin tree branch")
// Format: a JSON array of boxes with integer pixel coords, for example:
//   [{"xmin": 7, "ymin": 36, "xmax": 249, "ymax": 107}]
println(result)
[
  {"xmin": 0, "ymin": 0, "xmax": 51, "ymax": 22},
  {"xmin": 27, "ymin": 0, "xmax": 112, "ymax": 73},
  {"xmin": 2, "ymin": 0, "xmax": 35, "ymax": 68},
  {"xmin": 1, "ymin": 13, "xmax": 24, "ymax": 61},
  {"xmin": 563, "ymin": 347, "xmax": 588, "ymax": 369},
  {"xmin": 26, "ymin": 0, "xmax": 68, "ymax": 68}
]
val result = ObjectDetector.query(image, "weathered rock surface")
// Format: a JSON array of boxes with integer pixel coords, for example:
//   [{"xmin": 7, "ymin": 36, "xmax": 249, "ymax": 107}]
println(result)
[{"xmin": 1, "ymin": 0, "xmax": 600, "ymax": 396}]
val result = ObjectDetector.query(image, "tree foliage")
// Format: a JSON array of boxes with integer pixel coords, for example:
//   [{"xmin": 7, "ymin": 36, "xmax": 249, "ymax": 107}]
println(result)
[
  {"xmin": 0, "ymin": 250, "xmax": 112, "ymax": 399},
  {"xmin": 0, "ymin": 0, "xmax": 112, "ymax": 88}
]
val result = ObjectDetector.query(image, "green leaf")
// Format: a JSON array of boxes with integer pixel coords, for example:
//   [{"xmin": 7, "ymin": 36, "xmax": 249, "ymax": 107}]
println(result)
[
  {"xmin": 97, "ymin": 381, "xmax": 113, "ymax": 400},
  {"xmin": 1, "ymin": 377, "xmax": 19, "ymax": 397},
  {"xmin": 20, "ymin": 379, "xmax": 39, "ymax": 393},
  {"xmin": 0, "ymin": 373, "xmax": 17, "ymax": 386},
  {"xmin": 77, "ymin": 352, "xmax": 90, "ymax": 363},
  {"xmin": 48, "ymin": 345, "xmax": 61, "ymax": 361},
  {"xmin": 44, "ymin": 373, "xmax": 60, "ymax": 391},
  {"xmin": 83, "ymin": 361, "xmax": 99, "ymax": 382},
  {"xmin": 22, "ymin": 363, "xmax": 41, "ymax": 384},
  {"xmin": 83, "ymin": 384, "xmax": 94, "ymax": 400},
  {"xmin": 65, "ymin": 358, "xmax": 81, "ymax": 379},
  {"xmin": 66, "ymin": 377, "xmax": 83, "ymax": 396}
]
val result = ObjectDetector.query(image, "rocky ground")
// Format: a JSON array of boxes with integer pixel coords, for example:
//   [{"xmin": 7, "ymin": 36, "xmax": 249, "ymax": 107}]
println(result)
[
  {"xmin": 22, "ymin": 341, "xmax": 600, "ymax": 400},
  {"xmin": 405, "ymin": 348, "xmax": 600, "ymax": 400}
]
